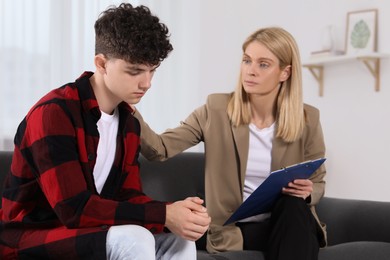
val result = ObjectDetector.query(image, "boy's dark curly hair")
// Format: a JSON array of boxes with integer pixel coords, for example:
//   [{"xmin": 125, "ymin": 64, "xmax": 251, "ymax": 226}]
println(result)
[{"xmin": 94, "ymin": 3, "xmax": 173, "ymax": 66}]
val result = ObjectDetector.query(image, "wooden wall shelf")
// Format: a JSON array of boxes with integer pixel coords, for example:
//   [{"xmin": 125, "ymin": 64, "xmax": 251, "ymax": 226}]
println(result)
[{"xmin": 303, "ymin": 53, "xmax": 389, "ymax": 96}]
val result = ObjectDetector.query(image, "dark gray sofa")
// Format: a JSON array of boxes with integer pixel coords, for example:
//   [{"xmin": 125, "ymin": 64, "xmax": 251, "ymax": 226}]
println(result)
[{"xmin": 1, "ymin": 151, "xmax": 390, "ymax": 259}]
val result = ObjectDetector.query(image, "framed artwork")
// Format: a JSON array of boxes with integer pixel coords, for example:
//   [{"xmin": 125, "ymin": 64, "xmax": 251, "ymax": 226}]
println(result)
[{"xmin": 345, "ymin": 9, "xmax": 378, "ymax": 55}]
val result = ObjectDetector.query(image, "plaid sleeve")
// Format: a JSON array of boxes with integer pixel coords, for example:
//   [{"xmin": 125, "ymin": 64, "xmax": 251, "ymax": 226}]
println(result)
[{"xmin": 16, "ymin": 102, "xmax": 166, "ymax": 232}]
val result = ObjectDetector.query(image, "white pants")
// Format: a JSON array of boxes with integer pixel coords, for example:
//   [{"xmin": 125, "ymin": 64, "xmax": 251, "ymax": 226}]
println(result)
[{"xmin": 106, "ymin": 225, "xmax": 196, "ymax": 260}]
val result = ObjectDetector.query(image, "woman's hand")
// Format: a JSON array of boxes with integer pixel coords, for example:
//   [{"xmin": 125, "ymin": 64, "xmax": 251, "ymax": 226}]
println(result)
[{"xmin": 282, "ymin": 179, "xmax": 313, "ymax": 200}]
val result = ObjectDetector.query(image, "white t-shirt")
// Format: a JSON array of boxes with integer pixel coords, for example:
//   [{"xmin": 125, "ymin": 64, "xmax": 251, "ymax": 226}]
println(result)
[
  {"xmin": 240, "ymin": 122, "xmax": 274, "ymax": 222},
  {"xmin": 93, "ymin": 108, "xmax": 119, "ymax": 194}
]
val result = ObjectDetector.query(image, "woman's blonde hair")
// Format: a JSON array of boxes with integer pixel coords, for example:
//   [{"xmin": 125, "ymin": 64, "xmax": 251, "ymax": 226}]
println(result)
[{"xmin": 227, "ymin": 27, "xmax": 304, "ymax": 142}]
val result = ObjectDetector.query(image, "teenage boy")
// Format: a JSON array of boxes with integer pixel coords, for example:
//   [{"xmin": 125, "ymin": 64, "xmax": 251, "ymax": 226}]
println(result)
[{"xmin": 0, "ymin": 3, "xmax": 210, "ymax": 259}]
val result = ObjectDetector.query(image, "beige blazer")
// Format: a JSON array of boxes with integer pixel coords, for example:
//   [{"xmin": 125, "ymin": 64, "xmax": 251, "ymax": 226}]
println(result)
[{"xmin": 135, "ymin": 93, "xmax": 327, "ymax": 253}]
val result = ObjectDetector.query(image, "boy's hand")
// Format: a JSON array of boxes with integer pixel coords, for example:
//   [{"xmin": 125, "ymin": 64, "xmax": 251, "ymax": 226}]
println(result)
[{"xmin": 165, "ymin": 197, "xmax": 211, "ymax": 241}]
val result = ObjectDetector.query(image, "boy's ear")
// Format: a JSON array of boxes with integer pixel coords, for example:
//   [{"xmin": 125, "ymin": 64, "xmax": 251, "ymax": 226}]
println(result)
[
  {"xmin": 94, "ymin": 54, "xmax": 107, "ymax": 74},
  {"xmin": 280, "ymin": 65, "xmax": 291, "ymax": 82}
]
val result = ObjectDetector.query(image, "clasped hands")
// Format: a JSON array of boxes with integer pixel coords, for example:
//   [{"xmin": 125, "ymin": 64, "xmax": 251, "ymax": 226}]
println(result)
[
  {"xmin": 165, "ymin": 197, "xmax": 211, "ymax": 241},
  {"xmin": 164, "ymin": 181, "xmax": 313, "ymax": 241}
]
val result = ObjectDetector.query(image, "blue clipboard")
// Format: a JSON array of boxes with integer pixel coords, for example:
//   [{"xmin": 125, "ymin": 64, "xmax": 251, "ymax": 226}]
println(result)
[{"xmin": 224, "ymin": 158, "xmax": 326, "ymax": 225}]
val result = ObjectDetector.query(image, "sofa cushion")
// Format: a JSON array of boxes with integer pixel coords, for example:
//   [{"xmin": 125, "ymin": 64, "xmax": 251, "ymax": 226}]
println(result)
[
  {"xmin": 139, "ymin": 153, "xmax": 206, "ymax": 202},
  {"xmin": 197, "ymin": 250, "xmax": 264, "ymax": 260},
  {"xmin": 197, "ymin": 241, "xmax": 390, "ymax": 260},
  {"xmin": 318, "ymin": 241, "xmax": 390, "ymax": 260},
  {"xmin": 316, "ymin": 197, "xmax": 390, "ymax": 245}
]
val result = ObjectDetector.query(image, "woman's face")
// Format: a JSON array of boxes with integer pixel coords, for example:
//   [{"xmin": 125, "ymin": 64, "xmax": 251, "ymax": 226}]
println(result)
[{"xmin": 240, "ymin": 41, "xmax": 290, "ymax": 97}]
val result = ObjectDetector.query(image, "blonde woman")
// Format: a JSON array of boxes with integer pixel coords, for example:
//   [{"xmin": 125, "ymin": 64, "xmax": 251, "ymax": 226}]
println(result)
[{"xmin": 135, "ymin": 27, "xmax": 326, "ymax": 260}]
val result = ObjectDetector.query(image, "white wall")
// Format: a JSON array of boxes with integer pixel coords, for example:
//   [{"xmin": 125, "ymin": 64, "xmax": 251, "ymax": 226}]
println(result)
[{"xmin": 136, "ymin": 0, "xmax": 390, "ymax": 202}]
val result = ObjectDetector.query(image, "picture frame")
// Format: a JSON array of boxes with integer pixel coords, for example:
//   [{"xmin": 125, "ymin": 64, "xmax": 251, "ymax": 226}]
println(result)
[{"xmin": 345, "ymin": 9, "xmax": 378, "ymax": 55}]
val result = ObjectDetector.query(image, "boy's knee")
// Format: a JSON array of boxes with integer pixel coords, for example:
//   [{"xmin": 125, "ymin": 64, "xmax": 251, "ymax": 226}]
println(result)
[{"xmin": 107, "ymin": 225, "xmax": 155, "ymax": 253}]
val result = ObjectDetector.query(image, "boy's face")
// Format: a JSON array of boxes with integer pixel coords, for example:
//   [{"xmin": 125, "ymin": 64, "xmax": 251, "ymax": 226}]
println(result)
[{"xmin": 102, "ymin": 58, "xmax": 158, "ymax": 106}]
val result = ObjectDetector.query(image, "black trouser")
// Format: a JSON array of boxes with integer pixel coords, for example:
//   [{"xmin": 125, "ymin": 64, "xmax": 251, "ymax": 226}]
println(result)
[{"xmin": 237, "ymin": 195, "xmax": 321, "ymax": 260}]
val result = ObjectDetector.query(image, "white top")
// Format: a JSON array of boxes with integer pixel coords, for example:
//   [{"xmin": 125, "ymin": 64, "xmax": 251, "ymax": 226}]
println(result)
[
  {"xmin": 240, "ymin": 122, "xmax": 274, "ymax": 222},
  {"xmin": 93, "ymin": 108, "xmax": 119, "ymax": 194}
]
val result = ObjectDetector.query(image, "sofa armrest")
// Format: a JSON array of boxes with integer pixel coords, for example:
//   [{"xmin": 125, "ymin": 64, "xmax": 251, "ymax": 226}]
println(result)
[{"xmin": 316, "ymin": 197, "xmax": 390, "ymax": 246}]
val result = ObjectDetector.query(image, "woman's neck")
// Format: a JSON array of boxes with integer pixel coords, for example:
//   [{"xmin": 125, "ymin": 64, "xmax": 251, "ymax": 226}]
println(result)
[{"xmin": 250, "ymin": 94, "xmax": 277, "ymax": 129}]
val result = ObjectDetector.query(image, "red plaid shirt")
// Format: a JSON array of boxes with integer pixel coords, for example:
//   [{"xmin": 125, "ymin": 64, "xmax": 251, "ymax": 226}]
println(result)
[{"xmin": 0, "ymin": 72, "xmax": 166, "ymax": 259}]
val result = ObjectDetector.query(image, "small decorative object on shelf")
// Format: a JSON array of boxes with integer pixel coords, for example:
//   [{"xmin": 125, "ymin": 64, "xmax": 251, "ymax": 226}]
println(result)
[
  {"xmin": 345, "ymin": 9, "xmax": 378, "ymax": 55},
  {"xmin": 321, "ymin": 25, "xmax": 335, "ymax": 51}
]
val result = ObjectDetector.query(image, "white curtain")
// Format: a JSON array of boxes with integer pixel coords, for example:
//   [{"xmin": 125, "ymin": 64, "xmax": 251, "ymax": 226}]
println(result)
[
  {"xmin": 0, "ymin": 0, "xmax": 205, "ymax": 152},
  {"xmin": 0, "ymin": 0, "xmax": 141, "ymax": 150},
  {"xmin": 0, "ymin": 0, "xmax": 205, "ymax": 151}
]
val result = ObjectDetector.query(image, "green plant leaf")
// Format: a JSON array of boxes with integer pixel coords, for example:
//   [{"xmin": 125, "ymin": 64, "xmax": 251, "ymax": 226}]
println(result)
[{"xmin": 350, "ymin": 20, "xmax": 371, "ymax": 49}]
